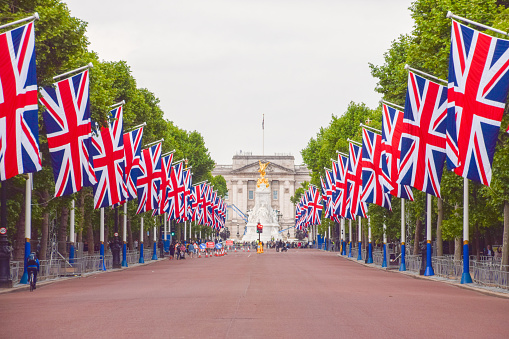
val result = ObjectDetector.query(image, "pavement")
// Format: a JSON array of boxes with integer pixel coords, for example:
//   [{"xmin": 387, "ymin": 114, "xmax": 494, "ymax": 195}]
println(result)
[{"xmin": 1, "ymin": 249, "xmax": 509, "ymax": 338}]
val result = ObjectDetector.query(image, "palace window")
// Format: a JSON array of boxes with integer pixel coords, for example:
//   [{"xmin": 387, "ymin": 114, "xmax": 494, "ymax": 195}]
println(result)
[
  {"xmin": 273, "ymin": 190, "xmax": 278, "ymax": 200},
  {"xmin": 248, "ymin": 190, "xmax": 254, "ymax": 200}
]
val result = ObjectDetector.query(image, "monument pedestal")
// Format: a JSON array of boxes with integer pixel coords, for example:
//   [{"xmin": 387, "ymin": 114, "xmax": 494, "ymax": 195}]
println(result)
[{"xmin": 242, "ymin": 185, "xmax": 280, "ymax": 242}]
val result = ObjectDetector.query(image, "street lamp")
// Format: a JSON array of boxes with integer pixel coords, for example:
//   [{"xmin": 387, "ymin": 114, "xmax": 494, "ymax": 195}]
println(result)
[{"xmin": 236, "ymin": 223, "xmax": 240, "ymax": 239}]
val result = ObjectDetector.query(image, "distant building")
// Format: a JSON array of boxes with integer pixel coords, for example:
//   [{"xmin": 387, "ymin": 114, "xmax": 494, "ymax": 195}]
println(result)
[{"xmin": 212, "ymin": 152, "xmax": 311, "ymax": 240}]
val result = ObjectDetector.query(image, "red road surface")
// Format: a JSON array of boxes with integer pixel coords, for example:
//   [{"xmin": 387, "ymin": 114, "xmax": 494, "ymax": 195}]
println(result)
[{"xmin": 1, "ymin": 249, "xmax": 508, "ymax": 338}]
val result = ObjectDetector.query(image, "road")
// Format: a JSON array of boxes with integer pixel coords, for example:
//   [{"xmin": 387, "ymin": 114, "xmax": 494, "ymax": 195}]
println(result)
[{"xmin": 1, "ymin": 249, "xmax": 508, "ymax": 338}]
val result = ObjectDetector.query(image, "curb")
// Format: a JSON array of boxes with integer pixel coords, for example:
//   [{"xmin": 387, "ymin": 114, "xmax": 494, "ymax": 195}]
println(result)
[{"xmin": 338, "ymin": 253, "xmax": 509, "ymax": 299}]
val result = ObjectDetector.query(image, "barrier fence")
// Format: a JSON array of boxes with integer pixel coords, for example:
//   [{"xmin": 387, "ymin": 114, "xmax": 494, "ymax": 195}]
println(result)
[
  {"xmin": 9, "ymin": 248, "xmax": 155, "ymax": 285},
  {"xmin": 331, "ymin": 246, "xmax": 509, "ymax": 290}
]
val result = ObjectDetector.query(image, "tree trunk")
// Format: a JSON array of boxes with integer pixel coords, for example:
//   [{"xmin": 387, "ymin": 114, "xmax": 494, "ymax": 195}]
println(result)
[
  {"xmin": 13, "ymin": 204, "xmax": 26, "ymax": 261},
  {"xmin": 86, "ymin": 212, "xmax": 94, "ymax": 255},
  {"xmin": 39, "ymin": 189, "xmax": 50, "ymax": 260},
  {"xmin": 436, "ymin": 198, "xmax": 443, "ymax": 256},
  {"xmin": 474, "ymin": 222, "xmax": 480, "ymax": 261},
  {"xmin": 501, "ymin": 200, "xmax": 509, "ymax": 271},
  {"xmin": 454, "ymin": 237, "xmax": 462, "ymax": 261},
  {"xmin": 414, "ymin": 218, "xmax": 422, "ymax": 255},
  {"xmin": 58, "ymin": 206, "xmax": 69, "ymax": 256}
]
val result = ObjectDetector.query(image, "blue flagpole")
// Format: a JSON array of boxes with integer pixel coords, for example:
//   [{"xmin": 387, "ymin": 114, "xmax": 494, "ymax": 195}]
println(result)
[
  {"xmin": 424, "ymin": 194, "xmax": 434, "ymax": 276},
  {"xmin": 20, "ymin": 175, "xmax": 32, "ymax": 284},
  {"xmin": 348, "ymin": 219, "xmax": 352, "ymax": 258},
  {"xmin": 367, "ymin": 218, "xmax": 373, "ymax": 264},
  {"xmin": 382, "ymin": 224, "xmax": 387, "ymax": 268},
  {"xmin": 151, "ymin": 224, "xmax": 157, "ymax": 260},
  {"xmin": 100, "ymin": 208, "xmax": 106, "ymax": 271},
  {"xmin": 122, "ymin": 203, "xmax": 128, "ymax": 267},
  {"xmin": 461, "ymin": 178, "xmax": 472, "ymax": 283},
  {"xmin": 399, "ymin": 199, "xmax": 406, "ymax": 271},
  {"xmin": 357, "ymin": 218, "xmax": 362, "ymax": 261},
  {"xmin": 69, "ymin": 199, "xmax": 75, "ymax": 265},
  {"xmin": 139, "ymin": 217, "xmax": 145, "ymax": 263}
]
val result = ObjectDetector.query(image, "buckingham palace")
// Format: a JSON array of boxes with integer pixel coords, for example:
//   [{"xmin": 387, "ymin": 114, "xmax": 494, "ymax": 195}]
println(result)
[{"xmin": 211, "ymin": 152, "xmax": 311, "ymax": 240}]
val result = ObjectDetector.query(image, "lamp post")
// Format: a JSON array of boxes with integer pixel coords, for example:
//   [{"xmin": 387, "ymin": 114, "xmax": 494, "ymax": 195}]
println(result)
[{"xmin": 236, "ymin": 223, "xmax": 240, "ymax": 240}]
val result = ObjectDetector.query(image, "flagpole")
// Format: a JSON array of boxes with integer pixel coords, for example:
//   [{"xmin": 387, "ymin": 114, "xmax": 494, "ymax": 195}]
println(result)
[
  {"xmin": 341, "ymin": 218, "xmax": 346, "ymax": 255},
  {"xmin": 359, "ymin": 123, "xmax": 382, "ymax": 134},
  {"xmin": 262, "ymin": 114, "xmax": 265, "ymax": 156},
  {"xmin": 357, "ymin": 218, "xmax": 362, "ymax": 260},
  {"xmin": 100, "ymin": 208, "xmax": 106, "ymax": 270},
  {"xmin": 69, "ymin": 199, "xmax": 75, "ymax": 265},
  {"xmin": 447, "ymin": 11, "xmax": 509, "ymax": 37},
  {"xmin": 0, "ymin": 13, "xmax": 39, "ymax": 30},
  {"xmin": 404, "ymin": 64, "xmax": 447, "ymax": 85},
  {"xmin": 125, "ymin": 122, "xmax": 146, "ymax": 133},
  {"xmin": 139, "ymin": 217, "xmax": 145, "ymax": 263},
  {"xmin": 184, "ymin": 221, "xmax": 187, "ymax": 243},
  {"xmin": 400, "ymin": 199, "xmax": 406, "ymax": 271},
  {"xmin": 382, "ymin": 223, "xmax": 387, "ymax": 267},
  {"xmin": 144, "ymin": 138, "xmax": 164, "ymax": 148},
  {"xmin": 381, "ymin": 100, "xmax": 404, "ymax": 111},
  {"xmin": 151, "ymin": 218, "xmax": 157, "ymax": 260},
  {"xmin": 164, "ymin": 213, "xmax": 168, "ymax": 253},
  {"xmin": 20, "ymin": 174, "xmax": 33, "ymax": 284},
  {"xmin": 53, "ymin": 63, "xmax": 93, "ymax": 81},
  {"xmin": 461, "ymin": 177, "xmax": 473, "ymax": 283},
  {"xmin": 425, "ymin": 194, "xmax": 434, "ymax": 276},
  {"xmin": 121, "ymin": 202, "xmax": 128, "ymax": 267},
  {"xmin": 348, "ymin": 219, "xmax": 352, "ymax": 257},
  {"xmin": 367, "ymin": 216, "xmax": 373, "ymax": 263}
]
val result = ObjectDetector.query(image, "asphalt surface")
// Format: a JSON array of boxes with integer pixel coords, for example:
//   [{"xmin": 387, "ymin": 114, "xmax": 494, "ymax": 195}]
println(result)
[{"xmin": 1, "ymin": 249, "xmax": 509, "ymax": 338}]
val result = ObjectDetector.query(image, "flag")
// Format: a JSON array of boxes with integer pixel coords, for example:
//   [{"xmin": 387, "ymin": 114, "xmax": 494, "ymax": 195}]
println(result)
[
  {"xmin": 40, "ymin": 70, "xmax": 96, "ymax": 196},
  {"xmin": 333, "ymin": 154, "xmax": 350, "ymax": 219},
  {"xmin": 191, "ymin": 183, "xmax": 205, "ymax": 223},
  {"xmin": 400, "ymin": 71, "xmax": 447, "ymax": 197},
  {"xmin": 167, "ymin": 162, "xmax": 185, "ymax": 221},
  {"xmin": 136, "ymin": 143, "xmax": 162, "ymax": 214},
  {"xmin": 122, "ymin": 127, "xmax": 144, "ymax": 201},
  {"xmin": 446, "ymin": 20, "xmax": 509, "ymax": 186},
  {"xmin": 381, "ymin": 103, "xmax": 414, "ymax": 201},
  {"xmin": 153, "ymin": 153, "xmax": 173, "ymax": 216},
  {"xmin": 91, "ymin": 106, "xmax": 127, "ymax": 209},
  {"xmin": 307, "ymin": 185, "xmax": 323, "ymax": 225},
  {"xmin": 0, "ymin": 21, "xmax": 41, "ymax": 181},
  {"xmin": 361, "ymin": 128, "xmax": 392, "ymax": 210},
  {"xmin": 182, "ymin": 168, "xmax": 193, "ymax": 220},
  {"xmin": 346, "ymin": 143, "xmax": 368, "ymax": 219}
]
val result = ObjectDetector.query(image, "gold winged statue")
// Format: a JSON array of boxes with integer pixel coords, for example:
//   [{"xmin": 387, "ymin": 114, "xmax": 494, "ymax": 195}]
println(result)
[{"xmin": 257, "ymin": 160, "xmax": 270, "ymax": 188}]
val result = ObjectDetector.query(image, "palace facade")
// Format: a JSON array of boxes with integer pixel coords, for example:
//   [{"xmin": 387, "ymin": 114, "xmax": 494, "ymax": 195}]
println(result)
[{"xmin": 211, "ymin": 153, "xmax": 311, "ymax": 240}]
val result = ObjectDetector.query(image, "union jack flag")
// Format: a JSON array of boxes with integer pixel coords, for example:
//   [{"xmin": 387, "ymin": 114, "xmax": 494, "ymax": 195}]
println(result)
[
  {"xmin": 381, "ymin": 103, "xmax": 414, "ymax": 201},
  {"xmin": 361, "ymin": 128, "xmax": 392, "ymax": 210},
  {"xmin": 0, "ymin": 21, "xmax": 41, "ymax": 181},
  {"xmin": 182, "ymin": 168, "xmax": 192, "ymax": 220},
  {"xmin": 333, "ymin": 154, "xmax": 350, "ymax": 219},
  {"xmin": 321, "ymin": 170, "xmax": 335, "ymax": 220},
  {"xmin": 153, "ymin": 153, "xmax": 173, "ymax": 216},
  {"xmin": 307, "ymin": 185, "xmax": 323, "ymax": 225},
  {"xmin": 191, "ymin": 183, "xmax": 205, "ymax": 223},
  {"xmin": 446, "ymin": 20, "xmax": 509, "ymax": 186},
  {"xmin": 136, "ymin": 143, "xmax": 162, "ymax": 214},
  {"xmin": 123, "ymin": 127, "xmax": 144, "ymax": 201},
  {"xmin": 91, "ymin": 107, "xmax": 127, "ymax": 209},
  {"xmin": 40, "ymin": 70, "xmax": 96, "ymax": 196},
  {"xmin": 346, "ymin": 143, "xmax": 368, "ymax": 219},
  {"xmin": 167, "ymin": 162, "xmax": 185, "ymax": 221},
  {"xmin": 400, "ymin": 71, "xmax": 447, "ymax": 197}
]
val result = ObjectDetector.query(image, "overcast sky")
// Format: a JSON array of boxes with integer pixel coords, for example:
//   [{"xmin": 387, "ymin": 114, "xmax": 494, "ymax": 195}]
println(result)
[{"xmin": 64, "ymin": 0, "xmax": 414, "ymax": 165}]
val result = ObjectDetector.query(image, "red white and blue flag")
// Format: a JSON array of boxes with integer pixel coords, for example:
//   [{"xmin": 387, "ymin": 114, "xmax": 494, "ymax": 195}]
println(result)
[
  {"xmin": 346, "ymin": 143, "xmax": 367, "ymax": 219},
  {"xmin": 40, "ymin": 70, "xmax": 96, "ymax": 196},
  {"xmin": 153, "ymin": 153, "xmax": 173, "ymax": 216},
  {"xmin": 136, "ymin": 143, "xmax": 162, "ymax": 214},
  {"xmin": 334, "ymin": 154, "xmax": 350, "ymax": 219},
  {"xmin": 307, "ymin": 185, "xmax": 323, "ymax": 225},
  {"xmin": 0, "ymin": 21, "xmax": 41, "ymax": 181},
  {"xmin": 91, "ymin": 106, "xmax": 127, "ymax": 209},
  {"xmin": 381, "ymin": 103, "xmax": 414, "ymax": 201},
  {"xmin": 182, "ymin": 168, "xmax": 192, "ymax": 221},
  {"xmin": 400, "ymin": 71, "xmax": 447, "ymax": 197},
  {"xmin": 361, "ymin": 128, "xmax": 392, "ymax": 210},
  {"xmin": 446, "ymin": 20, "xmax": 509, "ymax": 186},
  {"xmin": 123, "ymin": 127, "xmax": 144, "ymax": 201},
  {"xmin": 167, "ymin": 162, "xmax": 185, "ymax": 221},
  {"xmin": 191, "ymin": 183, "xmax": 205, "ymax": 223}
]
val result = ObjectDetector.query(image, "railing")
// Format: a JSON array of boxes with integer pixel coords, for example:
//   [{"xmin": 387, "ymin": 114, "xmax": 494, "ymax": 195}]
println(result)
[{"xmin": 9, "ymin": 248, "xmax": 157, "ymax": 285}]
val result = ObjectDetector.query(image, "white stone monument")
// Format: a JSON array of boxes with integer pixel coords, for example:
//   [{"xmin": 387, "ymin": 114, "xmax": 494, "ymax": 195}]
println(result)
[{"xmin": 242, "ymin": 161, "xmax": 281, "ymax": 242}]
